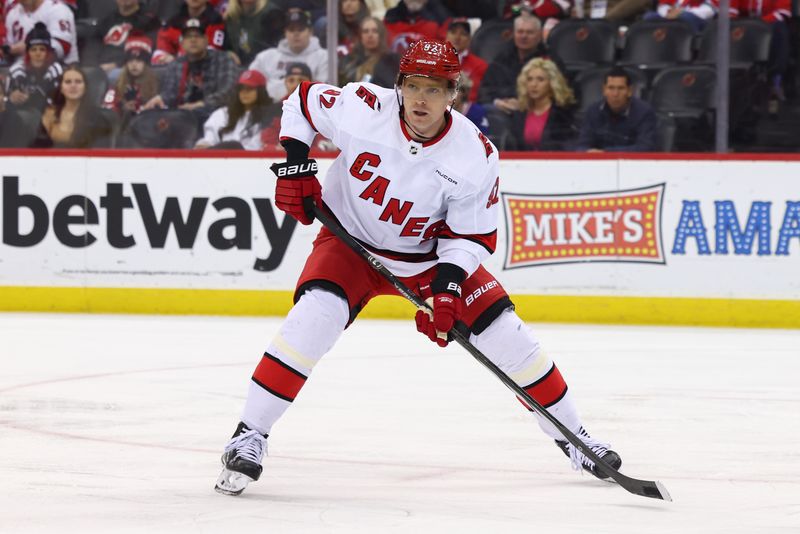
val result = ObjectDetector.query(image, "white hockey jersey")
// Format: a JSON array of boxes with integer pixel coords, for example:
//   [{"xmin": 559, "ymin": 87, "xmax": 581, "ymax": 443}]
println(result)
[
  {"xmin": 280, "ymin": 81, "xmax": 501, "ymax": 278},
  {"xmin": 5, "ymin": 0, "xmax": 78, "ymax": 65}
]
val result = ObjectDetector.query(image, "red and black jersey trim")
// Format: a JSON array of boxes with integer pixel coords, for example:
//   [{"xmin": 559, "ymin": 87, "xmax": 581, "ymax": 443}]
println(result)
[
  {"xmin": 356, "ymin": 236, "xmax": 438, "ymax": 263},
  {"xmin": 438, "ymin": 227, "xmax": 497, "ymax": 254},
  {"xmin": 323, "ymin": 204, "xmax": 439, "ymax": 263},
  {"xmin": 520, "ymin": 363, "xmax": 568, "ymax": 409},
  {"xmin": 251, "ymin": 352, "xmax": 308, "ymax": 402},
  {"xmin": 298, "ymin": 81, "xmax": 320, "ymax": 133}
]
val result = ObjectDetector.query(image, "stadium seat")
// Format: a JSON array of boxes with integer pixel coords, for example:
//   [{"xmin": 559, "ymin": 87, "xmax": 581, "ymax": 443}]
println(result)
[
  {"xmin": 649, "ymin": 65, "xmax": 716, "ymax": 118},
  {"xmin": 87, "ymin": 0, "xmax": 117, "ymax": 20},
  {"xmin": 76, "ymin": 17, "xmax": 101, "ymax": 66},
  {"xmin": 7, "ymin": 108, "xmax": 42, "ymax": 148},
  {"xmin": 81, "ymin": 66, "xmax": 109, "ymax": 107},
  {"xmin": 546, "ymin": 19, "xmax": 618, "ymax": 76},
  {"xmin": 619, "ymin": 20, "xmax": 694, "ymax": 72},
  {"xmin": 470, "ymin": 19, "xmax": 513, "ymax": 63},
  {"xmin": 655, "ymin": 113, "xmax": 677, "ymax": 152},
  {"xmin": 697, "ymin": 19, "xmax": 772, "ymax": 70},
  {"xmin": 573, "ymin": 66, "xmax": 647, "ymax": 114},
  {"xmin": 118, "ymin": 109, "xmax": 200, "ymax": 149}
]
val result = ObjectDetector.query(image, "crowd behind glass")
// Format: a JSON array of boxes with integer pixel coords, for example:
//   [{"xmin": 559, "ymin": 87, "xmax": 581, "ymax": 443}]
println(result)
[{"xmin": 0, "ymin": 0, "xmax": 796, "ymax": 152}]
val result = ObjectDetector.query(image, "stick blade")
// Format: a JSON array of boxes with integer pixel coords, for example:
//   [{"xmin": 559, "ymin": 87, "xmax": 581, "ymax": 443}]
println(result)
[{"xmin": 627, "ymin": 479, "xmax": 672, "ymax": 501}]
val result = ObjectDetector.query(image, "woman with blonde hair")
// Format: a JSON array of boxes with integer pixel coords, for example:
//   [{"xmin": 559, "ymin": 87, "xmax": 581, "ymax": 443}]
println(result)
[
  {"xmin": 506, "ymin": 57, "xmax": 578, "ymax": 151},
  {"xmin": 224, "ymin": 0, "xmax": 285, "ymax": 65}
]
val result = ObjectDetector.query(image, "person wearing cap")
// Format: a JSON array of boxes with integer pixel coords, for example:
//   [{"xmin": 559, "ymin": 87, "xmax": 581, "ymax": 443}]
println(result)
[
  {"xmin": 3, "ymin": 0, "xmax": 78, "ymax": 66},
  {"xmin": 102, "ymin": 34, "xmax": 160, "ymax": 119},
  {"xmin": 445, "ymin": 18, "xmax": 486, "ymax": 103},
  {"xmin": 195, "ymin": 69, "xmax": 279, "ymax": 150},
  {"xmin": 7, "ymin": 21, "xmax": 63, "ymax": 113},
  {"xmin": 248, "ymin": 7, "xmax": 329, "ymax": 101},
  {"xmin": 143, "ymin": 17, "xmax": 237, "ymax": 121},
  {"xmin": 96, "ymin": 0, "xmax": 160, "ymax": 76},
  {"xmin": 282, "ymin": 61, "xmax": 312, "ymax": 97},
  {"xmin": 152, "ymin": 0, "xmax": 226, "ymax": 65}
]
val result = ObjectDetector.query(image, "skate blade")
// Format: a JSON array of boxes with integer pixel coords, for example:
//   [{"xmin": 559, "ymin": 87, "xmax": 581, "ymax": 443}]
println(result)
[{"xmin": 214, "ymin": 468, "xmax": 254, "ymax": 496}]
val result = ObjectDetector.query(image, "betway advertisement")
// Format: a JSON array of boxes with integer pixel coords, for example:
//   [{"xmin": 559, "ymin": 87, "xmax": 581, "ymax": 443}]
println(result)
[
  {"xmin": 0, "ymin": 156, "xmax": 324, "ymax": 289},
  {"xmin": 1, "ymin": 155, "xmax": 798, "ymax": 300}
]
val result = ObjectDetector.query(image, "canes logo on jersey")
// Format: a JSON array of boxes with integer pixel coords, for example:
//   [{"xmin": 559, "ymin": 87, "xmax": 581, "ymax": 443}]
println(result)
[{"xmin": 503, "ymin": 184, "xmax": 666, "ymax": 268}]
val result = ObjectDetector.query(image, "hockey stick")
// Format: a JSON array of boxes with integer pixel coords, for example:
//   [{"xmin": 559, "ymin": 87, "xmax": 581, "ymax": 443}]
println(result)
[{"xmin": 306, "ymin": 200, "xmax": 672, "ymax": 502}]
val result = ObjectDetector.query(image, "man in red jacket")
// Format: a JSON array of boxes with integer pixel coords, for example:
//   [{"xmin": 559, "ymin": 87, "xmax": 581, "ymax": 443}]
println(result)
[
  {"xmin": 445, "ymin": 18, "xmax": 486, "ymax": 103},
  {"xmin": 384, "ymin": 0, "xmax": 450, "ymax": 52},
  {"xmin": 152, "ymin": 0, "xmax": 225, "ymax": 65}
]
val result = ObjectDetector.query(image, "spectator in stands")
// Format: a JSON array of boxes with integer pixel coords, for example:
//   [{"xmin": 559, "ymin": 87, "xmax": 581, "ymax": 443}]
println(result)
[
  {"xmin": 143, "ymin": 18, "xmax": 237, "ymax": 122},
  {"xmin": 505, "ymin": 57, "xmax": 577, "ymax": 151},
  {"xmin": 33, "ymin": 64, "xmax": 112, "ymax": 148},
  {"xmin": 500, "ymin": 0, "xmax": 571, "ymax": 23},
  {"xmin": 261, "ymin": 61, "xmax": 313, "ymax": 149},
  {"xmin": 249, "ymin": 8, "xmax": 328, "ymax": 101},
  {"xmin": 728, "ymin": 0, "xmax": 792, "ymax": 111},
  {"xmin": 571, "ymin": 0, "xmax": 650, "ymax": 24},
  {"xmin": 643, "ymin": 0, "xmax": 716, "ymax": 33},
  {"xmin": 454, "ymin": 74, "xmax": 489, "ymax": 134},
  {"xmin": 102, "ymin": 34, "xmax": 159, "ymax": 125},
  {"xmin": 574, "ymin": 67, "xmax": 656, "ymax": 152},
  {"xmin": 383, "ymin": 0, "xmax": 451, "ymax": 52},
  {"xmin": 152, "ymin": 0, "xmax": 226, "ymax": 65},
  {"xmin": 339, "ymin": 16, "xmax": 399, "ymax": 87},
  {"xmin": 4, "ymin": 0, "xmax": 78, "ymax": 66},
  {"xmin": 283, "ymin": 61, "xmax": 312, "ymax": 97},
  {"xmin": 223, "ymin": 0, "xmax": 286, "ymax": 66},
  {"xmin": 478, "ymin": 13, "xmax": 556, "ymax": 113},
  {"xmin": 0, "ymin": 75, "xmax": 28, "ymax": 147},
  {"xmin": 97, "ymin": 0, "xmax": 160, "ymax": 80},
  {"xmin": 315, "ymin": 0, "xmax": 370, "ymax": 53},
  {"xmin": 446, "ymin": 17, "xmax": 485, "ymax": 102},
  {"xmin": 195, "ymin": 69, "xmax": 279, "ymax": 149},
  {"xmin": 0, "ymin": 0, "xmax": 9, "ymax": 65},
  {"xmin": 7, "ymin": 22, "xmax": 63, "ymax": 114}
]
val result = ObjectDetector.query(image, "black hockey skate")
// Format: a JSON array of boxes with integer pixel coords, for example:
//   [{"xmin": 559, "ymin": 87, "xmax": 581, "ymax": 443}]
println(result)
[
  {"xmin": 214, "ymin": 422, "xmax": 268, "ymax": 496},
  {"xmin": 555, "ymin": 427, "xmax": 622, "ymax": 481}
]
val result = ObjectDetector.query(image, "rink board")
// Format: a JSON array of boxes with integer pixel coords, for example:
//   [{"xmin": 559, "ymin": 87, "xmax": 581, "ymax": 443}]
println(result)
[{"xmin": 0, "ymin": 150, "xmax": 799, "ymax": 327}]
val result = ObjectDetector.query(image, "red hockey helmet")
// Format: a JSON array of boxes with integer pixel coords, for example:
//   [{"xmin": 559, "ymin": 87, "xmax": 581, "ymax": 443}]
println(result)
[{"xmin": 398, "ymin": 39, "xmax": 461, "ymax": 83}]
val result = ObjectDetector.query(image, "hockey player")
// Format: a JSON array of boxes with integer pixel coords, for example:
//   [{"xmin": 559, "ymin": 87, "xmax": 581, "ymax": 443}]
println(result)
[{"xmin": 215, "ymin": 39, "xmax": 622, "ymax": 496}]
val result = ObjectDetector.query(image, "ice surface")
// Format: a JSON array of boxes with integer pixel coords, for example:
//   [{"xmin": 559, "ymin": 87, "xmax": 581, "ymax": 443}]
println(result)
[{"xmin": 1, "ymin": 313, "xmax": 798, "ymax": 533}]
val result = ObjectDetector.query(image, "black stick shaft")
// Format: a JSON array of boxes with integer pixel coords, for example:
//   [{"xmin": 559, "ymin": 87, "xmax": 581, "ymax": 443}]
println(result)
[{"xmin": 305, "ymin": 200, "xmax": 671, "ymax": 502}]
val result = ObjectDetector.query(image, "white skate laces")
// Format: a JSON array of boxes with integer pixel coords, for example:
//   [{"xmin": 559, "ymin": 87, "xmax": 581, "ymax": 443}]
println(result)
[
  {"xmin": 565, "ymin": 428, "xmax": 610, "ymax": 472},
  {"xmin": 226, "ymin": 428, "xmax": 267, "ymax": 465}
]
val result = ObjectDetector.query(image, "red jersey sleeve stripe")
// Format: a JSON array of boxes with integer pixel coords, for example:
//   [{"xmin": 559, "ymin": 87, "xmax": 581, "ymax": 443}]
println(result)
[
  {"xmin": 438, "ymin": 228, "xmax": 497, "ymax": 254},
  {"xmin": 521, "ymin": 363, "xmax": 568, "ymax": 408},
  {"xmin": 54, "ymin": 38, "xmax": 71, "ymax": 56},
  {"xmin": 298, "ymin": 81, "xmax": 320, "ymax": 133},
  {"xmin": 251, "ymin": 352, "xmax": 308, "ymax": 402}
]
